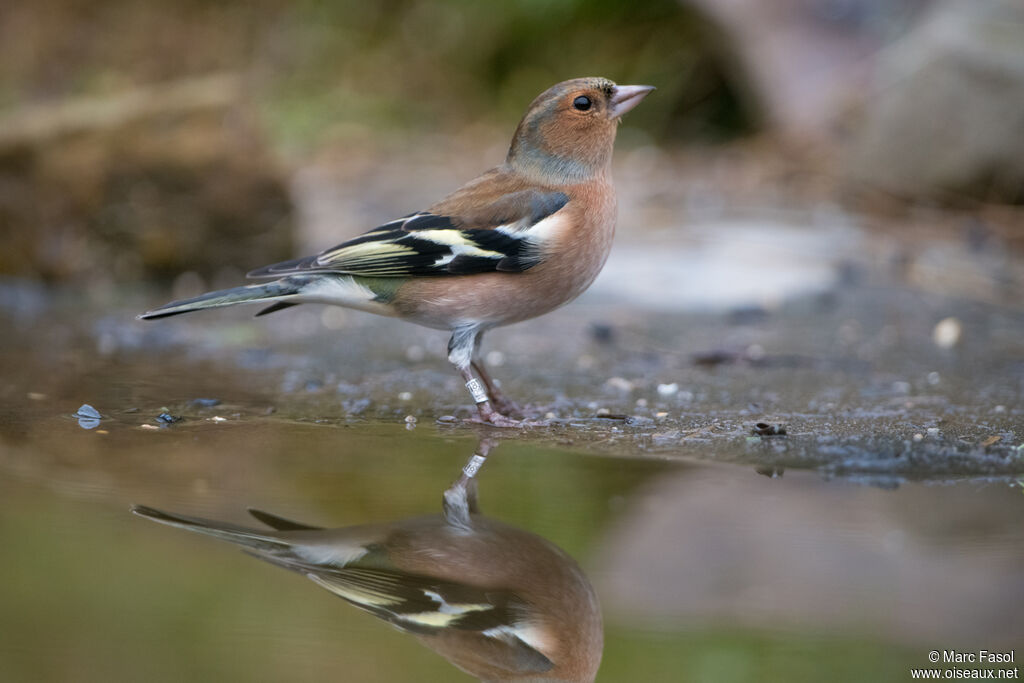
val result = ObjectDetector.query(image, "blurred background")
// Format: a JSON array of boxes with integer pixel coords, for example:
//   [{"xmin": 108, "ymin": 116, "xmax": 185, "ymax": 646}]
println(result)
[
  {"xmin": 2, "ymin": 1, "xmax": 1023, "ymax": 682},
  {"xmin": 3, "ymin": 0, "xmax": 1022, "ymax": 295}
]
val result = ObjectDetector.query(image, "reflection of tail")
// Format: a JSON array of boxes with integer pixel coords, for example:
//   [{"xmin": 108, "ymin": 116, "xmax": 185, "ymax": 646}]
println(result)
[
  {"xmin": 137, "ymin": 279, "xmax": 304, "ymax": 320},
  {"xmin": 130, "ymin": 505, "xmax": 293, "ymax": 551}
]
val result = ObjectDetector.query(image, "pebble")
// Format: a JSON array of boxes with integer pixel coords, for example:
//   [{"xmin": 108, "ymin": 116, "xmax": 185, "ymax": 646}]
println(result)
[
  {"xmin": 605, "ymin": 377, "xmax": 633, "ymax": 392},
  {"xmin": 926, "ymin": 427, "xmax": 940, "ymax": 438},
  {"xmin": 27, "ymin": 392, "xmax": 46, "ymax": 401},
  {"xmin": 398, "ymin": 392, "xmax": 413, "ymax": 401},
  {"xmin": 75, "ymin": 404, "xmax": 101, "ymax": 419},
  {"xmin": 436, "ymin": 415, "xmax": 458, "ymax": 424},
  {"xmin": 994, "ymin": 405, "xmax": 1006, "ymax": 414},
  {"xmin": 657, "ymin": 383, "xmax": 679, "ymax": 397},
  {"xmin": 140, "ymin": 424, "xmax": 160, "ymax": 431},
  {"xmin": 595, "ymin": 408, "xmax": 610, "ymax": 416},
  {"xmin": 75, "ymin": 404, "xmax": 102, "ymax": 430},
  {"xmin": 545, "ymin": 412, "xmax": 556, "ymax": 420},
  {"xmin": 208, "ymin": 416, "xmax": 227, "ymax": 423},
  {"xmin": 913, "ymin": 433, "xmax": 924, "ymax": 442},
  {"xmin": 932, "ymin": 317, "xmax": 961, "ymax": 349}
]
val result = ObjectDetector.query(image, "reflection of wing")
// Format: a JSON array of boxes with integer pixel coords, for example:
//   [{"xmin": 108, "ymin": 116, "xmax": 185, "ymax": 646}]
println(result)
[
  {"xmin": 132, "ymin": 503, "xmax": 589, "ymax": 679},
  {"xmin": 247, "ymin": 190, "xmax": 569, "ymax": 280},
  {"xmin": 257, "ymin": 552, "xmax": 526, "ymax": 630}
]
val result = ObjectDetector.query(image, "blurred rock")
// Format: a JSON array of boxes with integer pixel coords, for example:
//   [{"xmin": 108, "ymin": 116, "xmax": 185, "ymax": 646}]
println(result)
[
  {"xmin": 0, "ymin": 74, "xmax": 294, "ymax": 284},
  {"xmin": 598, "ymin": 467, "xmax": 1024, "ymax": 646},
  {"xmin": 843, "ymin": 1, "xmax": 1024, "ymax": 204},
  {"xmin": 683, "ymin": 0, "xmax": 930, "ymax": 138}
]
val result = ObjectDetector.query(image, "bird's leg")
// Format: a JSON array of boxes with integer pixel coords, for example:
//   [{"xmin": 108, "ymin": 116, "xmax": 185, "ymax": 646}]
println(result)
[
  {"xmin": 459, "ymin": 366, "xmax": 522, "ymax": 427},
  {"xmin": 443, "ymin": 438, "xmax": 497, "ymax": 529},
  {"xmin": 449, "ymin": 326, "xmax": 521, "ymax": 428},
  {"xmin": 471, "ymin": 337, "xmax": 522, "ymax": 417}
]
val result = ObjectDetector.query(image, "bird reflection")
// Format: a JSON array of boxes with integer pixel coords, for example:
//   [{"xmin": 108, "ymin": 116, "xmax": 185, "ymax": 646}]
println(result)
[{"xmin": 131, "ymin": 440, "xmax": 603, "ymax": 682}]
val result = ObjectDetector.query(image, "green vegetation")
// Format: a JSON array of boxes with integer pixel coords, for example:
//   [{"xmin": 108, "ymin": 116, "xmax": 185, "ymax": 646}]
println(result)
[{"xmin": 0, "ymin": 0, "xmax": 755, "ymax": 152}]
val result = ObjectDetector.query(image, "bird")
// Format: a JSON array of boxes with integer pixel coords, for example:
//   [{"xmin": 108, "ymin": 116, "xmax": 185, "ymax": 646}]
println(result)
[
  {"xmin": 139, "ymin": 77, "xmax": 655, "ymax": 427},
  {"xmin": 131, "ymin": 449, "xmax": 604, "ymax": 682}
]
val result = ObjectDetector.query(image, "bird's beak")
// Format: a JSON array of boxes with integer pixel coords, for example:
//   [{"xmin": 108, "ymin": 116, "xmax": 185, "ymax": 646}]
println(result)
[{"xmin": 609, "ymin": 84, "xmax": 655, "ymax": 118}]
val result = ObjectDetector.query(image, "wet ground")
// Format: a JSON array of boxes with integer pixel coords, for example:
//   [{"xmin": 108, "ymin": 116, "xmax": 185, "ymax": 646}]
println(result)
[{"xmin": 2, "ymin": 147, "xmax": 1023, "ymax": 681}]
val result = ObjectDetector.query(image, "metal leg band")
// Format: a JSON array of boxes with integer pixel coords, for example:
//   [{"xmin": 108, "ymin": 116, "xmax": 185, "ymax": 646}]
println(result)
[
  {"xmin": 465, "ymin": 378, "xmax": 488, "ymax": 404},
  {"xmin": 462, "ymin": 454, "xmax": 487, "ymax": 479}
]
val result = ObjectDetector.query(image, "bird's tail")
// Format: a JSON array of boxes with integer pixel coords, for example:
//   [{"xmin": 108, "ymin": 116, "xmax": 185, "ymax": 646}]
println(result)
[
  {"xmin": 131, "ymin": 505, "xmax": 291, "ymax": 552},
  {"xmin": 138, "ymin": 278, "xmax": 305, "ymax": 320}
]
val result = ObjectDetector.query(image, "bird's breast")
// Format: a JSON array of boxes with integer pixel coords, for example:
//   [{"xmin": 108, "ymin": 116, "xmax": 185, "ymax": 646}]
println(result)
[{"xmin": 392, "ymin": 183, "xmax": 616, "ymax": 329}]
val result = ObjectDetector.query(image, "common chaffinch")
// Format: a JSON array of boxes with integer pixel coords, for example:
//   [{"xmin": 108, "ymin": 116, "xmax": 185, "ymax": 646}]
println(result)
[
  {"xmin": 140, "ymin": 77, "xmax": 654, "ymax": 426},
  {"xmin": 132, "ymin": 448, "xmax": 603, "ymax": 682}
]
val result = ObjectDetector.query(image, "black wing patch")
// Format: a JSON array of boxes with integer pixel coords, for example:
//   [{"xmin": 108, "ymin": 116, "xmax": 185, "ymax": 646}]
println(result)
[{"xmin": 247, "ymin": 191, "xmax": 568, "ymax": 280}]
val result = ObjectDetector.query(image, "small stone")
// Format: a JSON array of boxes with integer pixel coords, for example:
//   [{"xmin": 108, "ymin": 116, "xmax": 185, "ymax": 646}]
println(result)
[
  {"xmin": 657, "ymin": 383, "xmax": 679, "ymax": 397},
  {"xmin": 545, "ymin": 412, "xmax": 556, "ymax": 420},
  {"xmin": 27, "ymin": 392, "xmax": 46, "ymax": 401},
  {"xmin": 751, "ymin": 422, "xmax": 787, "ymax": 436},
  {"xmin": 656, "ymin": 411, "xmax": 669, "ymax": 418},
  {"xmin": 75, "ymin": 404, "xmax": 101, "ymax": 419},
  {"xmin": 932, "ymin": 317, "xmax": 961, "ymax": 349},
  {"xmin": 913, "ymin": 433, "xmax": 924, "ymax": 442},
  {"xmin": 209, "ymin": 416, "xmax": 227, "ymax": 423},
  {"xmin": 926, "ymin": 427, "xmax": 940, "ymax": 438},
  {"xmin": 398, "ymin": 392, "xmax": 413, "ymax": 401},
  {"xmin": 605, "ymin": 377, "xmax": 633, "ymax": 392},
  {"xmin": 595, "ymin": 408, "xmax": 610, "ymax": 416},
  {"xmin": 140, "ymin": 424, "xmax": 160, "ymax": 431},
  {"xmin": 994, "ymin": 405, "xmax": 1007, "ymax": 414},
  {"xmin": 436, "ymin": 415, "xmax": 458, "ymax": 424},
  {"xmin": 75, "ymin": 404, "xmax": 102, "ymax": 430}
]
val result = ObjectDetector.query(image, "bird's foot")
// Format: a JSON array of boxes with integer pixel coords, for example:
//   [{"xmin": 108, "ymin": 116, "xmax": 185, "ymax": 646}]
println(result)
[
  {"xmin": 469, "ymin": 411, "xmax": 525, "ymax": 428},
  {"xmin": 489, "ymin": 396, "xmax": 523, "ymax": 418},
  {"xmin": 469, "ymin": 402, "xmax": 539, "ymax": 428}
]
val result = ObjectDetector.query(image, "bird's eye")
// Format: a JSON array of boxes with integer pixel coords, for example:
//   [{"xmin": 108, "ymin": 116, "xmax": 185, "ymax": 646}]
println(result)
[{"xmin": 573, "ymin": 96, "xmax": 592, "ymax": 111}]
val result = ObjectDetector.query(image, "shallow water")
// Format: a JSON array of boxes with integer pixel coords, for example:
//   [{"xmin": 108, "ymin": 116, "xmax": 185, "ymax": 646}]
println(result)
[{"xmin": 2, "ymin": 269, "xmax": 1022, "ymax": 681}]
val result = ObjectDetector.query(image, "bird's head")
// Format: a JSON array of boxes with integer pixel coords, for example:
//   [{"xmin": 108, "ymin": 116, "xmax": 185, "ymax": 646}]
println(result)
[{"xmin": 507, "ymin": 77, "xmax": 654, "ymax": 184}]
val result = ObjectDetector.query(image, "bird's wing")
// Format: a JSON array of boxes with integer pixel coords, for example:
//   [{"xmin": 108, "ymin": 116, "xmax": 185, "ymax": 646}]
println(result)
[
  {"xmin": 253, "ymin": 549, "xmax": 540, "ymax": 639},
  {"xmin": 247, "ymin": 188, "xmax": 569, "ymax": 279}
]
